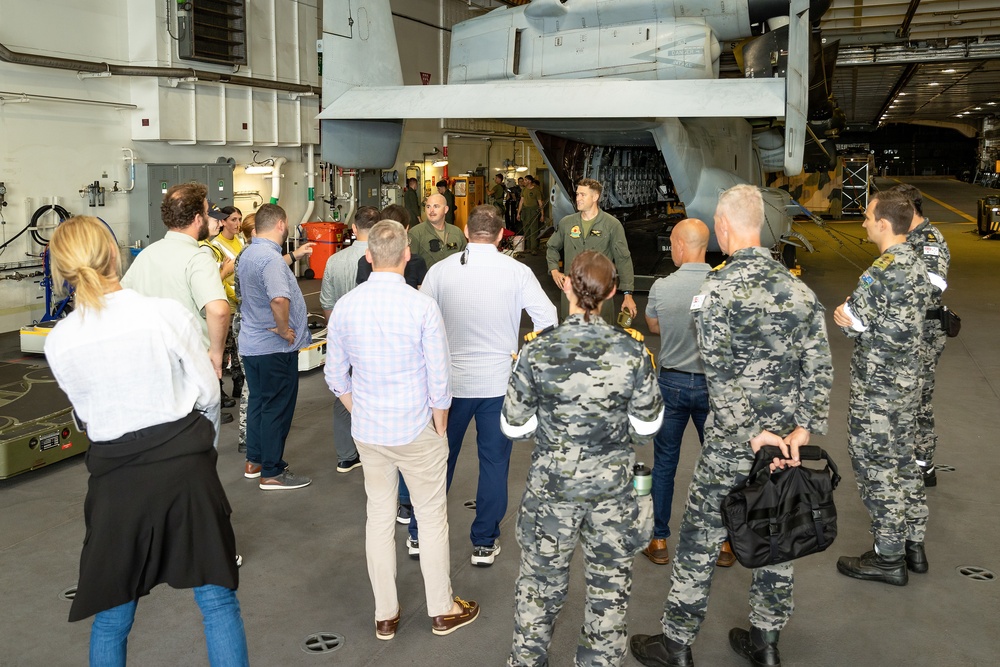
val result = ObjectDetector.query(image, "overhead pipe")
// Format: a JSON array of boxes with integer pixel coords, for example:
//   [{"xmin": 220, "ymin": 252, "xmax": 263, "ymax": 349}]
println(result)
[{"xmin": 0, "ymin": 40, "xmax": 321, "ymax": 96}]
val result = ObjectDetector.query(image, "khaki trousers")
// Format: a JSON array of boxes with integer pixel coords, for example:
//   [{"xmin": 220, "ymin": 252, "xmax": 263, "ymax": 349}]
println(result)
[{"xmin": 356, "ymin": 422, "xmax": 454, "ymax": 620}]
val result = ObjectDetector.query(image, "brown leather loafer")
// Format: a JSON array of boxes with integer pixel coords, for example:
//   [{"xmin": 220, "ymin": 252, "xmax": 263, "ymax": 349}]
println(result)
[
  {"xmin": 375, "ymin": 608, "xmax": 400, "ymax": 641},
  {"xmin": 642, "ymin": 538, "xmax": 670, "ymax": 565},
  {"xmin": 431, "ymin": 597, "xmax": 479, "ymax": 636},
  {"xmin": 717, "ymin": 539, "xmax": 737, "ymax": 568}
]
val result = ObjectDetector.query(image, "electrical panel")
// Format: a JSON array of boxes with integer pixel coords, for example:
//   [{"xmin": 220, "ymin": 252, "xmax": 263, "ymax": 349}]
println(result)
[{"xmin": 129, "ymin": 163, "xmax": 234, "ymax": 247}]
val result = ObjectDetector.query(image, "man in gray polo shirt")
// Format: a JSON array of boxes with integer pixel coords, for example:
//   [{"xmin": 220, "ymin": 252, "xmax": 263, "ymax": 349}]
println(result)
[
  {"xmin": 641, "ymin": 218, "xmax": 714, "ymax": 566},
  {"xmin": 319, "ymin": 205, "xmax": 381, "ymax": 474}
]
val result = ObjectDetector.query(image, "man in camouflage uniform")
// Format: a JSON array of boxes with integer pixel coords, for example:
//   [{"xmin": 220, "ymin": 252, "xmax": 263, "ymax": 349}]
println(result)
[
  {"xmin": 890, "ymin": 184, "xmax": 951, "ymax": 487},
  {"xmin": 546, "ymin": 178, "xmax": 637, "ymax": 323},
  {"xmin": 631, "ymin": 184, "xmax": 833, "ymax": 667},
  {"xmin": 835, "ymin": 191, "xmax": 933, "ymax": 586},
  {"xmin": 501, "ymin": 253, "xmax": 664, "ymax": 667}
]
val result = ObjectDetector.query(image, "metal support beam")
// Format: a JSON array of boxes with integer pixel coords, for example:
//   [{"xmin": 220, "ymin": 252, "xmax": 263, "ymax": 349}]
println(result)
[
  {"xmin": 896, "ymin": 0, "xmax": 923, "ymax": 39},
  {"xmin": 872, "ymin": 62, "xmax": 918, "ymax": 126}
]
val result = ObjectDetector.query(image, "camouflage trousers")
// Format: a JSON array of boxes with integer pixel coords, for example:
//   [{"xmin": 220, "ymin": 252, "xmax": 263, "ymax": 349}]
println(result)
[
  {"xmin": 847, "ymin": 377, "xmax": 927, "ymax": 556},
  {"xmin": 662, "ymin": 433, "xmax": 794, "ymax": 644},
  {"xmin": 224, "ymin": 315, "xmax": 243, "ymax": 396},
  {"xmin": 509, "ymin": 486, "xmax": 652, "ymax": 667},
  {"xmin": 914, "ymin": 321, "xmax": 947, "ymax": 467},
  {"xmin": 238, "ymin": 356, "xmax": 249, "ymax": 449}
]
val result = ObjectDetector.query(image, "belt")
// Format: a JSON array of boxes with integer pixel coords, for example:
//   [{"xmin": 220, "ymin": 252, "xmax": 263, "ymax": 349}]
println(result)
[
  {"xmin": 926, "ymin": 308, "xmax": 942, "ymax": 320},
  {"xmin": 661, "ymin": 368, "xmax": 705, "ymax": 376}
]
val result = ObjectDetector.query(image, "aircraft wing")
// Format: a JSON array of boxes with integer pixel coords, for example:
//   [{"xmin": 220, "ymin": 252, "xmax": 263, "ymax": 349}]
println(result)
[{"xmin": 316, "ymin": 79, "xmax": 787, "ymax": 120}]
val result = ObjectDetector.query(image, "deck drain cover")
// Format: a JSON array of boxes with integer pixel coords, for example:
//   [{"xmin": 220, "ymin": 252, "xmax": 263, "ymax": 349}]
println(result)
[
  {"xmin": 935, "ymin": 464, "xmax": 955, "ymax": 473},
  {"xmin": 464, "ymin": 499, "xmax": 476, "ymax": 510},
  {"xmin": 957, "ymin": 566, "xmax": 995, "ymax": 581},
  {"xmin": 301, "ymin": 632, "xmax": 345, "ymax": 654},
  {"xmin": 59, "ymin": 585, "xmax": 77, "ymax": 601}
]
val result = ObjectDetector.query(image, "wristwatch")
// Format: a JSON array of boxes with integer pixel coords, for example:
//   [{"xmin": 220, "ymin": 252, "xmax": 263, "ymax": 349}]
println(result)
[{"xmin": 622, "ymin": 291, "xmax": 632, "ymax": 296}]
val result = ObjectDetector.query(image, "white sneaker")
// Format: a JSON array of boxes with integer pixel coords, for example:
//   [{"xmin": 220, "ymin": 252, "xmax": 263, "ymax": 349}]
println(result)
[
  {"xmin": 407, "ymin": 537, "xmax": 420, "ymax": 560},
  {"xmin": 471, "ymin": 542, "xmax": 501, "ymax": 567}
]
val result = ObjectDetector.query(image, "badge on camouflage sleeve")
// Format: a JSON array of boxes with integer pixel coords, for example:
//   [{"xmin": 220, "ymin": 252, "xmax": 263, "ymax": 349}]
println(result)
[
  {"xmin": 690, "ymin": 294, "xmax": 707, "ymax": 310},
  {"xmin": 872, "ymin": 253, "xmax": 894, "ymax": 271},
  {"xmin": 861, "ymin": 271, "xmax": 874, "ymax": 288},
  {"xmin": 570, "ymin": 225, "xmax": 582, "ymax": 239},
  {"xmin": 923, "ymin": 246, "xmax": 939, "ymax": 256}
]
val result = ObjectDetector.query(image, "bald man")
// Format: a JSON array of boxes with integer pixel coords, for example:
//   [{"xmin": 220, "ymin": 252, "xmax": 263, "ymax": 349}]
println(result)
[
  {"xmin": 409, "ymin": 193, "xmax": 467, "ymax": 268},
  {"xmin": 641, "ymin": 219, "xmax": 718, "ymax": 567}
]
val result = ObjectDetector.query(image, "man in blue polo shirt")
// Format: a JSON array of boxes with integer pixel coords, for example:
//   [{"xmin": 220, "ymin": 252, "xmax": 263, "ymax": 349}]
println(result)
[{"xmin": 237, "ymin": 204, "xmax": 312, "ymax": 490}]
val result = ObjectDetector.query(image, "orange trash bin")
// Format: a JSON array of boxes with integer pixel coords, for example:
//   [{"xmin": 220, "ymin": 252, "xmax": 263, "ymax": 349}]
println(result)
[{"xmin": 301, "ymin": 222, "xmax": 348, "ymax": 280}]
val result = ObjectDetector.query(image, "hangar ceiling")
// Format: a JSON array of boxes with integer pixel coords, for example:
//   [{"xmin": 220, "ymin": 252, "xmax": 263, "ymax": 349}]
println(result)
[{"xmin": 821, "ymin": 0, "xmax": 1000, "ymax": 133}]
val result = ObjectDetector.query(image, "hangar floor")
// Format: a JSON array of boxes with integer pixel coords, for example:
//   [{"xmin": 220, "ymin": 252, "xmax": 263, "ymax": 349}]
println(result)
[{"xmin": 1, "ymin": 177, "xmax": 998, "ymax": 666}]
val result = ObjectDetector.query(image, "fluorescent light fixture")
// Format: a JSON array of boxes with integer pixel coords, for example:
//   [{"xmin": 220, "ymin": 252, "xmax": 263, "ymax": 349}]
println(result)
[
  {"xmin": 898, "ymin": 92, "xmax": 906, "ymax": 96},
  {"xmin": 432, "ymin": 159, "xmax": 449, "ymax": 167},
  {"xmin": 515, "ymin": 165, "xmax": 528, "ymax": 172},
  {"xmin": 928, "ymin": 82, "xmax": 940, "ymax": 86},
  {"xmin": 245, "ymin": 164, "xmax": 273, "ymax": 175}
]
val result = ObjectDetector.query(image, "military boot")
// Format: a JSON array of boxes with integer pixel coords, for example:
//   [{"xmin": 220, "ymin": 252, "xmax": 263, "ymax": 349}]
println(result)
[
  {"xmin": 629, "ymin": 633, "xmax": 694, "ymax": 667},
  {"xmin": 905, "ymin": 540, "xmax": 929, "ymax": 573},
  {"xmin": 919, "ymin": 463, "xmax": 937, "ymax": 487},
  {"xmin": 220, "ymin": 380, "xmax": 237, "ymax": 408},
  {"xmin": 837, "ymin": 549, "xmax": 908, "ymax": 586},
  {"xmin": 729, "ymin": 626, "xmax": 780, "ymax": 667}
]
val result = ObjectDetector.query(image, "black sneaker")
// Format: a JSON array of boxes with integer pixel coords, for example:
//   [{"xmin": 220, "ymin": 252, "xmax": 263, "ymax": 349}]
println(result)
[
  {"xmin": 471, "ymin": 542, "xmax": 501, "ymax": 567},
  {"xmin": 221, "ymin": 412, "xmax": 234, "ymax": 424},
  {"xmin": 921, "ymin": 464, "xmax": 937, "ymax": 487},
  {"xmin": 336, "ymin": 455, "xmax": 362, "ymax": 473},
  {"xmin": 396, "ymin": 504, "xmax": 413, "ymax": 525}
]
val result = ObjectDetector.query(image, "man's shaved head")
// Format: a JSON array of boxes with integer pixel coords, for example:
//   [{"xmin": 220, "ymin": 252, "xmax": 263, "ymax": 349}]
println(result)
[{"xmin": 672, "ymin": 218, "xmax": 709, "ymax": 249}]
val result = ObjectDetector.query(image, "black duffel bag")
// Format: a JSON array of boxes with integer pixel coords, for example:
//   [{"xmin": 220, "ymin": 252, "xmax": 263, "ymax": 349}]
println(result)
[{"xmin": 721, "ymin": 445, "xmax": 841, "ymax": 568}]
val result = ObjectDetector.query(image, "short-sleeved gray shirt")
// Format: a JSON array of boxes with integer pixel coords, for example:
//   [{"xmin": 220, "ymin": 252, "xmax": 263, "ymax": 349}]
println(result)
[{"xmin": 645, "ymin": 263, "xmax": 711, "ymax": 373}]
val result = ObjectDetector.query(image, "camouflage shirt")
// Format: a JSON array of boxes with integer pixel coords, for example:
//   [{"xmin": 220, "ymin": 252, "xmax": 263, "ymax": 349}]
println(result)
[
  {"xmin": 502, "ymin": 314, "xmax": 663, "ymax": 502},
  {"xmin": 906, "ymin": 219, "xmax": 950, "ymax": 305},
  {"xmin": 694, "ymin": 247, "xmax": 833, "ymax": 444},
  {"xmin": 843, "ymin": 242, "xmax": 932, "ymax": 380}
]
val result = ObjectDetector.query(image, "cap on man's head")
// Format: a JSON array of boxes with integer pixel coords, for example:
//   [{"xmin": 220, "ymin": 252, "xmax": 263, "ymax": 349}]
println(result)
[{"xmin": 207, "ymin": 201, "xmax": 228, "ymax": 220}]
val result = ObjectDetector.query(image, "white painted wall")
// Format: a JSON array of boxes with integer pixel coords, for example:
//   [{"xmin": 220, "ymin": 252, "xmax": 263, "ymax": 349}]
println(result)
[{"xmin": 0, "ymin": 0, "xmax": 322, "ymax": 332}]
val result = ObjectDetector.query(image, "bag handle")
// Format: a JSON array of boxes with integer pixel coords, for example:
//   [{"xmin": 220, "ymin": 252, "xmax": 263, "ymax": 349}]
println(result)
[{"xmin": 748, "ymin": 444, "xmax": 841, "ymax": 490}]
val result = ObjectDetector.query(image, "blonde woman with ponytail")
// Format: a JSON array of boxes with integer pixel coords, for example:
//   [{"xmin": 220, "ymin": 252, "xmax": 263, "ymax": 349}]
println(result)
[
  {"xmin": 44, "ymin": 216, "xmax": 249, "ymax": 666},
  {"xmin": 500, "ymin": 250, "xmax": 665, "ymax": 666}
]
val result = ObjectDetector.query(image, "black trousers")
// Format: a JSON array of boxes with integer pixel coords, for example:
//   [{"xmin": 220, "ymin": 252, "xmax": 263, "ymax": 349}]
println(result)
[{"xmin": 243, "ymin": 351, "xmax": 299, "ymax": 478}]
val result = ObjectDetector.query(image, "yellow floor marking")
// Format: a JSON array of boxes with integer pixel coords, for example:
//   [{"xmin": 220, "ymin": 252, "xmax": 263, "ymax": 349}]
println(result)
[{"xmin": 887, "ymin": 178, "xmax": 976, "ymax": 223}]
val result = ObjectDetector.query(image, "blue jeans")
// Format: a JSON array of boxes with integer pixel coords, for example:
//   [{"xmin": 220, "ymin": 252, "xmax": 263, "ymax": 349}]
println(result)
[
  {"xmin": 409, "ymin": 396, "xmax": 512, "ymax": 546},
  {"xmin": 89, "ymin": 585, "xmax": 248, "ymax": 666},
  {"xmin": 651, "ymin": 370, "xmax": 709, "ymax": 539},
  {"xmin": 243, "ymin": 351, "xmax": 298, "ymax": 478}
]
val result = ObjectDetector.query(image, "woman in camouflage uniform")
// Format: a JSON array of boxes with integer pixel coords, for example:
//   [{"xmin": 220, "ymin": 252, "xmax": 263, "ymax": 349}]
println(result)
[{"xmin": 501, "ymin": 250, "xmax": 664, "ymax": 667}]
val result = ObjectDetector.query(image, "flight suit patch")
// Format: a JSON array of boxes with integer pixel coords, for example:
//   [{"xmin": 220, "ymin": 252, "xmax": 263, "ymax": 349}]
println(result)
[{"xmin": 569, "ymin": 225, "xmax": 582, "ymax": 239}]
